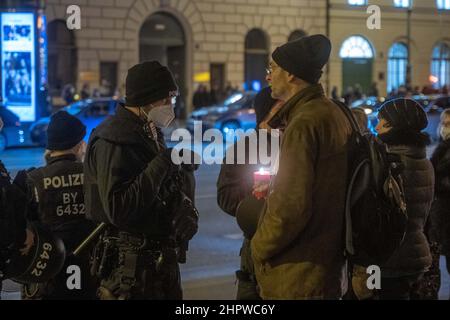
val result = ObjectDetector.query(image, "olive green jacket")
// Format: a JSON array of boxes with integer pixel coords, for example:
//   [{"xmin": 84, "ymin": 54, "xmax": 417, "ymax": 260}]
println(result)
[{"xmin": 251, "ymin": 84, "xmax": 352, "ymax": 299}]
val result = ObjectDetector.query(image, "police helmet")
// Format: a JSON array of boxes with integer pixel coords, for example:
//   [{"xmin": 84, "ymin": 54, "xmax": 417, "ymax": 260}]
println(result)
[{"xmin": 6, "ymin": 222, "xmax": 66, "ymax": 284}]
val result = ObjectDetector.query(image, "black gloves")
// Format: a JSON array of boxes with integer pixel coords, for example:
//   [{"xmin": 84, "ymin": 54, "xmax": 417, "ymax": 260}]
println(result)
[
  {"xmin": 172, "ymin": 196, "xmax": 199, "ymax": 242},
  {"xmin": 156, "ymin": 148, "xmax": 180, "ymax": 177},
  {"xmin": 175, "ymin": 149, "xmax": 201, "ymax": 172}
]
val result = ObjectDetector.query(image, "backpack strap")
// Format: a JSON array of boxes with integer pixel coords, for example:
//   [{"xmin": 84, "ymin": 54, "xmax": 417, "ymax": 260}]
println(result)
[{"xmin": 332, "ymin": 99, "xmax": 363, "ymax": 137}]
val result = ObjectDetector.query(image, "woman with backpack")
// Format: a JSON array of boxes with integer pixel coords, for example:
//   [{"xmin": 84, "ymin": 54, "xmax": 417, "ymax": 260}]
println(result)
[
  {"xmin": 430, "ymin": 109, "xmax": 450, "ymax": 299},
  {"xmin": 375, "ymin": 98, "xmax": 434, "ymax": 300}
]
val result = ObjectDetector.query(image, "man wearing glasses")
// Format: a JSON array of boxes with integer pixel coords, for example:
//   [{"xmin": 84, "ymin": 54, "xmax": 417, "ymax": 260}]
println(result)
[
  {"xmin": 251, "ymin": 35, "xmax": 352, "ymax": 299},
  {"xmin": 83, "ymin": 61, "xmax": 199, "ymax": 300}
]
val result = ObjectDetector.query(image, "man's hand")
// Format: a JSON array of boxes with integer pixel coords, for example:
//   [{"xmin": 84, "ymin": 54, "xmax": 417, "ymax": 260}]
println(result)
[
  {"xmin": 252, "ymin": 181, "xmax": 270, "ymax": 200},
  {"xmin": 172, "ymin": 197, "xmax": 199, "ymax": 242},
  {"xmin": 19, "ymin": 228, "xmax": 35, "ymax": 256}
]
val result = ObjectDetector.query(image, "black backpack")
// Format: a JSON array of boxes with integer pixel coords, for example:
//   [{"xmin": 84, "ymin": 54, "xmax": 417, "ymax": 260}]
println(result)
[{"xmin": 334, "ymin": 100, "xmax": 408, "ymax": 267}]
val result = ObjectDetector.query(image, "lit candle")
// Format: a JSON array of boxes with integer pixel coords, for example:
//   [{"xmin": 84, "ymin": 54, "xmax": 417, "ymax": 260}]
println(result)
[
  {"xmin": 253, "ymin": 168, "xmax": 272, "ymax": 200},
  {"xmin": 253, "ymin": 167, "xmax": 271, "ymax": 183}
]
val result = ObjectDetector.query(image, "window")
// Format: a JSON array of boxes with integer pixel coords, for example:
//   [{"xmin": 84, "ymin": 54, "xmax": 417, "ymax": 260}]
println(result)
[
  {"xmin": 437, "ymin": 0, "xmax": 450, "ymax": 10},
  {"xmin": 348, "ymin": 0, "xmax": 367, "ymax": 5},
  {"xmin": 431, "ymin": 43, "xmax": 450, "ymax": 89},
  {"xmin": 387, "ymin": 42, "xmax": 408, "ymax": 92},
  {"xmin": 394, "ymin": 0, "xmax": 411, "ymax": 8},
  {"xmin": 339, "ymin": 36, "xmax": 374, "ymax": 58},
  {"xmin": 244, "ymin": 29, "xmax": 269, "ymax": 91}
]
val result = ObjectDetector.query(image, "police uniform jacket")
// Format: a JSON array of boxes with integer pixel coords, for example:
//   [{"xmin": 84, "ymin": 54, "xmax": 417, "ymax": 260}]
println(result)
[
  {"xmin": 84, "ymin": 104, "xmax": 194, "ymax": 238},
  {"xmin": 27, "ymin": 154, "xmax": 95, "ymax": 252}
]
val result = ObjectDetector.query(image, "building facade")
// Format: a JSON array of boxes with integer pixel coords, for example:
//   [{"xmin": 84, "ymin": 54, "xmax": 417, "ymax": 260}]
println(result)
[
  {"xmin": 329, "ymin": 0, "xmax": 450, "ymax": 98},
  {"xmin": 42, "ymin": 0, "xmax": 450, "ymax": 115}
]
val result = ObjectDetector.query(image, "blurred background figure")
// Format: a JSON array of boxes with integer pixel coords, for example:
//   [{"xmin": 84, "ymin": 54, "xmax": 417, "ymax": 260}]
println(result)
[
  {"xmin": 331, "ymin": 86, "xmax": 339, "ymax": 100},
  {"xmin": 61, "ymin": 84, "xmax": 76, "ymax": 105},
  {"xmin": 80, "ymin": 83, "xmax": 91, "ymax": 100},
  {"xmin": 193, "ymin": 84, "xmax": 210, "ymax": 109},
  {"xmin": 368, "ymin": 82, "xmax": 379, "ymax": 97},
  {"xmin": 430, "ymin": 109, "xmax": 450, "ymax": 300},
  {"xmin": 99, "ymin": 79, "xmax": 112, "ymax": 97}
]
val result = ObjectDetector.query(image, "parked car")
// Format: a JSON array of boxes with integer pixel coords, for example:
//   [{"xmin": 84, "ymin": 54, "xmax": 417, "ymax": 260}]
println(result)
[
  {"xmin": 186, "ymin": 91, "xmax": 258, "ymax": 137},
  {"xmin": 0, "ymin": 106, "xmax": 27, "ymax": 151},
  {"xmin": 30, "ymin": 97, "xmax": 120, "ymax": 146}
]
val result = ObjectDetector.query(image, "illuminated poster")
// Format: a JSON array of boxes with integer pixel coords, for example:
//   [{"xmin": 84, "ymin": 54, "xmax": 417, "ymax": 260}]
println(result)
[{"xmin": 1, "ymin": 13, "xmax": 36, "ymax": 122}]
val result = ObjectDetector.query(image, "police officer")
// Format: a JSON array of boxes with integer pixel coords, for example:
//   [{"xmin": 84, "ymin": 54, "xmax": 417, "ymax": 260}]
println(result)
[
  {"xmin": 1, "ymin": 115, "xmax": 34, "ymax": 296},
  {"xmin": 84, "ymin": 61, "xmax": 198, "ymax": 300},
  {"xmin": 22, "ymin": 111, "xmax": 97, "ymax": 300}
]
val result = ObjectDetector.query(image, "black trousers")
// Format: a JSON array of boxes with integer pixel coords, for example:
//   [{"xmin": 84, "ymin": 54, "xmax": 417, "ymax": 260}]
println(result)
[
  {"xmin": 378, "ymin": 274, "xmax": 423, "ymax": 300},
  {"xmin": 99, "ymin": 245, "xmax": 182, "ymax": 300}
]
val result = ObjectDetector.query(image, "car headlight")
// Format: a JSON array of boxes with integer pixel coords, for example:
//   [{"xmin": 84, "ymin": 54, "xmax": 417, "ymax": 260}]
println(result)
[{"xmin": 364, "ymin": 108, "xmax": 373, "ymax": 115}]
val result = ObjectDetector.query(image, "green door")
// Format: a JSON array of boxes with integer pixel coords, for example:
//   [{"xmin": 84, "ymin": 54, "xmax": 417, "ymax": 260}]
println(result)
[{"xmin": 342, "ymin": 58, "xmax": 373, "ymax": 95}]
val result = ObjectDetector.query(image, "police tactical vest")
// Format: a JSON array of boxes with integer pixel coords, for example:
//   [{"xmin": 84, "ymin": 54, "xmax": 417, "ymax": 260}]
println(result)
[{"xmin": 27, "ymin": 155, "xmax": 87, "ymax": 229}]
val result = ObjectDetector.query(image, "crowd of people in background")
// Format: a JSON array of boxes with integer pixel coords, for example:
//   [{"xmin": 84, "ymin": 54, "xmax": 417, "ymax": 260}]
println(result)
[
  {"xmin": 333, "ymin": 82, "xmax": 450, "ymax": 106},
  {"xmin": 60, "ymin": 80, "xmax": 121, "ymax": 106},
  {"xmin": 193, "ymin": 82, "xmax": 241, "ymax": 109}
]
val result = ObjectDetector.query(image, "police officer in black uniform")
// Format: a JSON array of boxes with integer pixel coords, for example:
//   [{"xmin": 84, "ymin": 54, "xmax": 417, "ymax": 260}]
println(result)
[
  {"xmin": 1, "ymin": 118, "xmax": 34, "ymax": 297},
  {"xmin": 84, "ymin": 61, "xmax": 198, "ymax": 300},
  {"xmin": 22, "ymin": 111, "xmax": 97, "ymax": 300}
]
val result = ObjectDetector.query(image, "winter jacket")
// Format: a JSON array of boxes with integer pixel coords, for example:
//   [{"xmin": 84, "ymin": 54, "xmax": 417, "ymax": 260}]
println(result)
[
  {"xmin": 83, "ymin": 104, "xmax": 194, "ymax": 238},
  {"xmin": 381, "ymin": 144, "xmax": 434, "ymax": 277},
  {"xmin": 430, "ymin": 140, "xmax": 450, "ymax": 255},
  {"xmin": 251, "ymin": 84, "xmax": 352, "ymax": 299}
]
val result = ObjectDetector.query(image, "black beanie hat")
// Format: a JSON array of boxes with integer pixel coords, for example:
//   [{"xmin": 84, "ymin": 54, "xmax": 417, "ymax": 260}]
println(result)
[
  {"xmin": 379, "ymin": 98, "xmax": 428, "ymax": 132},
  {"xmin": 47, "ymin": 111, "xmax": 86, "ymax": 151},
  {"xmin": 254, "ymin": 87, "xmax": 277, "ymax": 126},
  {"xmin": 125, "ymin": 61, "xmax": 178, "ymax": 107},
  {"xmin": 272, "ymin": 34, "xmax": 332, "ymax": 84}
]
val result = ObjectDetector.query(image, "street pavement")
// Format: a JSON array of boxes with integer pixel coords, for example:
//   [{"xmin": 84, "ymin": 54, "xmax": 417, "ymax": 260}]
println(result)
[{"xmin": 1, "ymin": 144, "xmax": 449, "ymax": 300}]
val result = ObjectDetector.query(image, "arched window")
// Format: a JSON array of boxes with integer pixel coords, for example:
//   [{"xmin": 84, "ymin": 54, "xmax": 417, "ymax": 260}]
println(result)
[
  {"xmin": 244, "ymin": 29, "xmax": 269, "ymax": 91},
  {"xmin": 431, "ymin": 43, "xmax": 450, "ymax": 88},
  {"xmin": 288, "ymin": 29, "xmax": 307, "ymax": 42},
  {"xmin": 387, "ymin": 42, "xmax": 408, "ymax": 92},
  {"xmin": 348, "ymin": 0, "xmax": 367, "ymax": 5},
  {"xmin": 339, "ymin": 36, "xmax": 374, "ymax": 58},
  {"xmin": 437, "ymin": 0, "xmax": 450, "ymax": 10},
  {"xmin": 393, "ymin": 0, "xmax": 412, "ymax": 8}
]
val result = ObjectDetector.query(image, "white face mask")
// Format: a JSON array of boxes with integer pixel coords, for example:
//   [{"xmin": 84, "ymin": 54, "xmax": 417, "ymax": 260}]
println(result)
[
  {"xmin": 142, "ymin": 103, "xmax": 175, "ymax": 128},
  {"xmin": 440, "ymin": 126, "xmax": 450, "ymax": 141}
]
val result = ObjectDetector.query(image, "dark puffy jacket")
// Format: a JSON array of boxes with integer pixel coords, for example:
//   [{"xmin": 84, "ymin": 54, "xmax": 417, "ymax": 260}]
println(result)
[
  {"xmin": 381, "ymin": 145, "xmax": 434, "ymax": 277},
  {"xmin": 430, "ymin": 140, "xmax": 450, "ymax": 255},
  {"xmin": 217, "ymin": 158, "xmax": 255, "ymax": 217},
  {"xmin": 0, "ymin": 161, "xmax": 27, "ymax": 252},
  {"xmin": 216, "ymin": 137, "xmax": 270, "ymax": 293},
  {"xmin": 84, "ymin": 104, "xmax": 194, "ymax": 237}
]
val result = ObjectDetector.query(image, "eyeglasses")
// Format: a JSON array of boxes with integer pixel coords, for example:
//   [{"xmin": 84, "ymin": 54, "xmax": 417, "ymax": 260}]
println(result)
[{"xmin": 266, "ymin": 62, "xmax": 277, "ymax": 75}]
